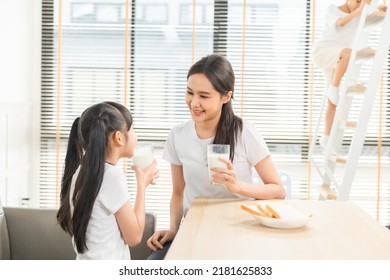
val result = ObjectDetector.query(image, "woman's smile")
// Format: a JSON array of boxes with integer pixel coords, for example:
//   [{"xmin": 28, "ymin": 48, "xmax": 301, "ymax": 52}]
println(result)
[{"xmin": 191, "ymin": 108, "xmax": 205, "ymax": 117}]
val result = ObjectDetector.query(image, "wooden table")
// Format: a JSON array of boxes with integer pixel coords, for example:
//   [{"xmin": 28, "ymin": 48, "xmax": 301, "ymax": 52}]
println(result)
[{"xmin": 165, "ymin": 197, "xmax": 390, "ymax": 259}]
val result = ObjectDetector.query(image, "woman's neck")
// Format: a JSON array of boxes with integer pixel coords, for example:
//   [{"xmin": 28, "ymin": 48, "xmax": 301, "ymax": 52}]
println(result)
[{"xmin": 194, "ymin": 118, "xmax": 219, "ymax": 139}]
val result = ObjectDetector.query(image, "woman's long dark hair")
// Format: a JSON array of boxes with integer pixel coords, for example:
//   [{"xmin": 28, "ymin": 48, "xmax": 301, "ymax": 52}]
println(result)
[
  {"xmin": 57, "ymin": 101, "xmax": 133, "ymax": 254},
  {"xmin": 187, "ymin": 54, "xmax": 242, "ymax": 161}
]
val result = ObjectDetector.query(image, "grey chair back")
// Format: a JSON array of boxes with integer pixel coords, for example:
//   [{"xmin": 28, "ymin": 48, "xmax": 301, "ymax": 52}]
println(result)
[{"xmin": 2, "ymin": 205, "xmax": 155, "ymax": 260}]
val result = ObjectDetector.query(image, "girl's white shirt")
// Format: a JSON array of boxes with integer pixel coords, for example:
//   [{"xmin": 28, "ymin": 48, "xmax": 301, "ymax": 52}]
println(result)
[
  {"xmin": 314, "ymin": 4, "xmax": 360, "ymax": 49},
  {"xmin": 163, "ymin": 119, "xmax": 270, "ymax": 215},
  {"xmin": 70, "ymin": 163, "xmax": 131, "ymax": 260}
]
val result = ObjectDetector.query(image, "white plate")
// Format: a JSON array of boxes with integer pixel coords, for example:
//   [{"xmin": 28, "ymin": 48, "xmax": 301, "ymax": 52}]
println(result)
[
  {"xmin": 249, "ymin": 202, "xmax": 311, "ymax": 229},
  {"xmin": 251, "ymin": 214, "xmax": 310, "ymax": 229}
]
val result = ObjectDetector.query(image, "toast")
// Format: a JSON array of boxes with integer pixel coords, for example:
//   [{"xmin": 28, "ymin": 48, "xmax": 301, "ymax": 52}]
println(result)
[
  {"xmin": 257, "ymin": 204, "xmax": 274, "ymax": 218},
  {"xmin": 258, "ymin": 202, "xmax": 312, "ymax": 219},
  {"xmin": 240, "ymin": 204, "xmax": 267, "ymax": 217},
  {"xmin": 242, "ymin": 202, "xmax": 312, "ymax": 221},
  {"xmin": 265, "ymin": 204, "xmax": 281, "ymax": 219}
]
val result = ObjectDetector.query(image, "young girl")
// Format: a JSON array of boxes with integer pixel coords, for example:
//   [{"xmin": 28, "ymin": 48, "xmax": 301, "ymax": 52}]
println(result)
[
  {"xmin": 312, "ymin": 0, "xmax": 386, "ymax": 149},
  {"xmin": 57, "ymin": 101, "xmax": 159, "ymax": 260},
  {"xmin": 146, "ymin": 54, "xmax": 285, "ymax": 259}
]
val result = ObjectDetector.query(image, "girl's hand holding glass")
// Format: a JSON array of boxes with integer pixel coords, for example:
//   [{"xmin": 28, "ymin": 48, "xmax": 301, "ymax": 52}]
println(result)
[{"xmin": 132, "ymin": 159, "xmax": 159, "ymax": 187}]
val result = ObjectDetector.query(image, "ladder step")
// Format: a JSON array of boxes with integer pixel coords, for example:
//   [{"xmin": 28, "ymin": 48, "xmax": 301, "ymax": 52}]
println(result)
[
  {"xmin": 364, "ymin": 10, "xmax": 386, "ymax": 31},
  {"xmin": 339, "ymin": 121, "xmax": 357, "ymax": 129},
  {"xmin": 318, "ymin": 184, "xmax": 338, "ymax": 200},
  {"xmin": 347, "ymin": 84, "xmax": 366, "ymax": 96},
  {"xmin": 329, "ymin": 154, "xmax": 347, "ymax": 164},
  {"xmin": 355, "ymin": 47, "xmax": 376, "ymax": 63}
]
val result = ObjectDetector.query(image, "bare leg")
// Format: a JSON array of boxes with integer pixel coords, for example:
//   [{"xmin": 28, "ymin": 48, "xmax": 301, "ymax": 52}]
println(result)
[
  {"xmin": 324, "ymin": 48, "xmax": 352, "ymax": 136},
  {"xmin": 332, "ymin": 48, "xmax": 351, "ymax": 87},
  {"xmin": 325, "ymin": 100, "xmax": 336, "ymax": 135}
]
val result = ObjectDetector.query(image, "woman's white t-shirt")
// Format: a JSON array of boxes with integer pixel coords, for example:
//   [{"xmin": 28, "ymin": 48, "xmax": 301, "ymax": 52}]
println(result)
[
  {"xmin": 163, "ymin": 120, "xmax": 270, "ymax": 214},
  {"xmin": 70, "ymin": 163, "xmax": 131, "ymax": 260}
]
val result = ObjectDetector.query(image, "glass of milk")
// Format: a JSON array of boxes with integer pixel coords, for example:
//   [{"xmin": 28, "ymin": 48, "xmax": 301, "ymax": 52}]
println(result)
[
  {"xmin": 133, "ymin": 143, "xmax": 154, "ymax": 169},
  {"xmin": 207, "ymin": 144, "xmax": 230, "ymax": 185}
]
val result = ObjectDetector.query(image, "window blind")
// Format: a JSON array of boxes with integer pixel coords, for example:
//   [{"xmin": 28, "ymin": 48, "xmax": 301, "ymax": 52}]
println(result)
[
  {"xmin": 311, "ymin": 0, "xmax": 390, "ymax": 224},
  {"xmin": 40, "ymin": 0, "xmax": 390, "ymax": 230}
]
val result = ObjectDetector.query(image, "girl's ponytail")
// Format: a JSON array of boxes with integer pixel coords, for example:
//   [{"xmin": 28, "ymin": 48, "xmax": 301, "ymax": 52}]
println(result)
[
  {"xmin": 72, "ymin": 117, "xmax": 107, "ymax": 253},
  {"xmin": 57, "ymin": 117, "xmax": 82, "ymax": 234}
]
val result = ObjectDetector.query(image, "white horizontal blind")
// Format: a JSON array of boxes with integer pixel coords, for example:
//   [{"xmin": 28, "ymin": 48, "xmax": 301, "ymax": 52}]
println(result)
[
  {"xmin": 40, "ymin": 0, "xmax": 390, "ymax": 230},
  {"xmin": 40, "ymin": 0, "xmax": 214, "ymax": 230},
  {"xmin": 41, "ymin": 0, "xmax": 133, "ymax": 207},
  {"xmin": 311, "ymin": 0, "xmax": 390, "ymax": 225}
]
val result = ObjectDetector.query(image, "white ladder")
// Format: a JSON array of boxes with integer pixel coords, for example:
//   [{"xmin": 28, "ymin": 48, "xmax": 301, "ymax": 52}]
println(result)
[{"xmin": 309, "ymin": 2, "xmax": 390, "ymax": 200}]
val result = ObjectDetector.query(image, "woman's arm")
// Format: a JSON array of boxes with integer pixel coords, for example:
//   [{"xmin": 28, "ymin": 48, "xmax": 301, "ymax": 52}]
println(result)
[
  {"xmin": 250, "ymin": 156, "xmax": 286, "ymax": 199},
  {"xmin": 147, "ymin": 163, "xmax": 185, "ymax": 251},
  {"xmin": 212, "ymin": 156, "xmax": 285, "ymax": 199},
  {"xmin": 169, "ymin": 164, "xmax": 185, "ymax": 232}
]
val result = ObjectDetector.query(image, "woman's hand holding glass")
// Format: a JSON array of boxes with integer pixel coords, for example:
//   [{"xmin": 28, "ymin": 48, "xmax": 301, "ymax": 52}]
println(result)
[{"xmin": 210, "ymin": 157, "xmax": 239, "ymax": 193}]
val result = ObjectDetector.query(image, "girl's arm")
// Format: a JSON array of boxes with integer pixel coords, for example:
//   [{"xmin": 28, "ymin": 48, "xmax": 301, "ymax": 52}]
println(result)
[
  {"xmin": 115, "ymin": 201, "xmax": 144, "ymax": 246},
  {"xmin": 377, "ymin": 5, "xmax": 387, "ymax": 12},
  {"xmin": 212, "ymin": 156, "xmax": 286, "ymax": 199},
  {"xmin": 115, "ymin": 160, "xmax": 158, "ymax": 246},
  {"xmin": 337, "ymin": 1, "xmax": 368, "ymax": 27}
]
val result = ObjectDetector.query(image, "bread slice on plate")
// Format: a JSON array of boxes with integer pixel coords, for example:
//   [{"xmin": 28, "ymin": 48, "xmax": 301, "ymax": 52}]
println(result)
[
  {"xmin": 257, "ymin": 202, "xmax": 310, "ymax": 220},
  {"xmin": 240, "ymin": 204, "xmax": 266, "ymax": 217},
  {"xmin": 241, "ymin": 202, "xmax": 312, "ymax": 229}
]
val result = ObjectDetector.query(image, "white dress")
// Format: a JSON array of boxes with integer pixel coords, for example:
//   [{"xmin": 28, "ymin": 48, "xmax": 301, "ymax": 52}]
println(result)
[
  {"xmin": 312, "ymin": 4, "xmax": 360, "ymax": 85},
  {"xmin": 70, "ymin": 163, "xmax": 131, "ymax": 260},
  {"xmin": 163, "ymin": 119, "xmax": 270, "ymax": 214}
]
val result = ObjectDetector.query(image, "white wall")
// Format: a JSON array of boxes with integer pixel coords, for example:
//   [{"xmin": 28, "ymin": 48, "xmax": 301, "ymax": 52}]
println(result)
[{"xmin": 0, "ymin": 0, "xmax": 41, "ymax": 206}]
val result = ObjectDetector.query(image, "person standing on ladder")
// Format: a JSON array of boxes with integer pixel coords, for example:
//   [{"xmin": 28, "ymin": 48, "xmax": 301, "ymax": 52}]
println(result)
[{"xmin": 312, "ymin": 0, "xmax": 387, "ymax": 150}]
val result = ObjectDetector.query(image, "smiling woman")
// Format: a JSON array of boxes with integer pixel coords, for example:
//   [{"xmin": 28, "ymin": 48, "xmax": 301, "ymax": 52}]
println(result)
[
  {"xmin": 145, "ymin": 54, "xmax": 285, "ymax": 260},
  {"xmin": 185, "ymin": 74, "xmax": 234, "ymax": 139}
]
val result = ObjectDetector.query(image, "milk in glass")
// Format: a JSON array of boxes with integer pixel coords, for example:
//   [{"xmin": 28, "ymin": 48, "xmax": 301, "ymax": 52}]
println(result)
[
  {"xmin": 133, "ymin": 143, "xmax": 154, "ymax": 169},
  {"xmin": 207, "ymin": 144, "xmax": 230, "ymax": 185}
]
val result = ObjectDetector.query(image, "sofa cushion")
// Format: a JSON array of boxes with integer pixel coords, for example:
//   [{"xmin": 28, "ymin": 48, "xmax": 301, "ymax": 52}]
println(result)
[
  {"xmin": 3, "ymin": 206, "xmax": 155, "ymax": 260},
  {"xmin": 0, "ymin": 199, "xmax": 10, "ymax": 260},
  {"xmin": 3, "ymin": 207, "xmax": 76, "ymax": 260}
]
